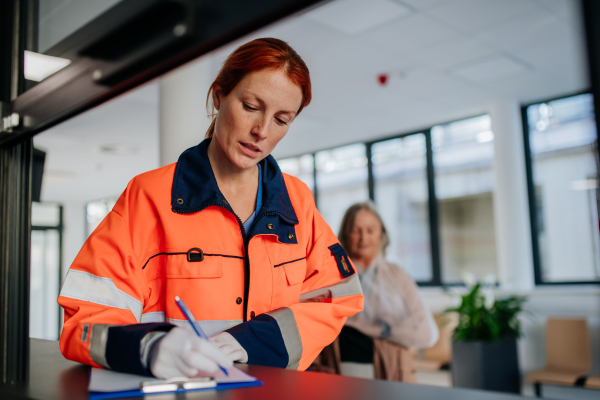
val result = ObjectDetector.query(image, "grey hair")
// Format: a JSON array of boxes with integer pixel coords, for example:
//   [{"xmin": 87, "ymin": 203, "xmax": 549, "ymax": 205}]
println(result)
[{"xmin": 338, "ymin": 200, "xmax": 390, "ymax": 257}]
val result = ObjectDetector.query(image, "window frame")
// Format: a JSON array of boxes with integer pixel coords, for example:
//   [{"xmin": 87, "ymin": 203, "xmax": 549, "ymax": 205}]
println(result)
[
  {"xmin": 521, "ymin": 91, "xmax": 600, "ymax": 286},
  {"xmin": 366, "ymin": 128, "xmax": 442, "ymax": 287}
]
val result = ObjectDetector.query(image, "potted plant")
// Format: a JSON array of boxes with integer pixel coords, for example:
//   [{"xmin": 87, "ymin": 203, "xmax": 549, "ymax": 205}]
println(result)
[{"xmin": 446, "ymin": 274, "xmax": 526, "ymax": 394}]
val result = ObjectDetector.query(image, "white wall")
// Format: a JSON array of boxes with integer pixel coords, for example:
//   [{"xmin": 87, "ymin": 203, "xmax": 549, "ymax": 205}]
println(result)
[{"xmin": 420, "ymin": 286, "xmax": 600, "ymax": 376}]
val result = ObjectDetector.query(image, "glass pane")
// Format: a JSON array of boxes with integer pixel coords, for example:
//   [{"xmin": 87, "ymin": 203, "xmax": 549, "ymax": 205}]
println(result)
[
  {"xmin": 277, "ymin": 154, "xmax": 315, "ymax": 193},
  {"xmin": 87, "ymin": 198, "xmax": 117, "ymax": 237},
  {"xmin": 372, "ymin": 134, "xmax": 432, "ymax": 281},
  {"xmin": 316, "ymin": 143, "xmax": 369, "ymax": 235},
  {"xmin": 30, "ymin": 229, "xmax": 60, "ymax": 340},
  {"xmin": 20, "ymin": 1, "xmax": 124, "ymax": 88},
  {"xmin": 31, "ymin": 202, "xmax": 60, "ymax": 226},
  {"xmin": 527, "ymin": 93, "xmax": 600, "ymax": 282},
  {"xmin": 432, "ymin": 115, "xmax": 497, "ymax": 283},
  {"xmin": 38, "ymin": 0, "xmax": 124, "ymax": 53}
]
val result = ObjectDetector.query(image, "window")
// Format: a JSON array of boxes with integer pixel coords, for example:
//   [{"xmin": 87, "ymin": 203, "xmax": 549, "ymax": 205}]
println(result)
[
  {"xmin": 277, "ymin": 154, "xmax": 315, "ymax": 194},
  {"xmin": 30, "ymin": 202, "xmax": 62, "ymax": 340},
  {"xmin": 86, "ymin": 198, "xmax": 117, "ymax": 238},
  {"xmin": 315, "ymin": 143, "xmax": 369, "ymax": 235},
  {"xmin": 276, "ymin": 115, "xmax": 497, "ymax": 286},
  {"xmin": 524, "ymin": 93, "xmax": 600, "ymax": 284},
  {"xmin": 277, "ymin": 106, "xmax": 597, "ymax": 287},
  {"xmin": 432, "ymin": 115, "xmax": 497, "ymax": 283},
  {"xmin": 372, "ymin": 134, "xmax": 433, "ymax": 282}
]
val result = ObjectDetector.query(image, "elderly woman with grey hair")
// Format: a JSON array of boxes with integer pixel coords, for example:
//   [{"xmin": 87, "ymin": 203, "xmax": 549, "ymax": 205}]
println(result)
[{"xmin": 337, "ymin": 201, "xmax": 439, "ymax": 378}]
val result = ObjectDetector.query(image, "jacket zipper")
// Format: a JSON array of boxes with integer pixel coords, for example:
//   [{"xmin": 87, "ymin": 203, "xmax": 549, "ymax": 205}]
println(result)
[
  {"xmin": 173, "ymin": 204, "xmax": 296, "ymax": 322},
  {"xmin": 216, "ymin": 204, "xmax": 250, "ymax": 322}
]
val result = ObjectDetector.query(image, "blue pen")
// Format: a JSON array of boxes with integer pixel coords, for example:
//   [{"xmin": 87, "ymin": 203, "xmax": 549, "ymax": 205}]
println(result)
[{"xmin": 175, "ymin": 296, "xmax": 229, "ymax": 376}]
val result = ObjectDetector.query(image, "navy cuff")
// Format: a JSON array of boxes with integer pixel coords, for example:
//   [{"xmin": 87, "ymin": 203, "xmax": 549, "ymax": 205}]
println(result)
[
  {"xmin": 105, "ymin": 323, "xmax": 174, "ymax": 376},
  {"xmin": 226, "ymin": 314, "xmax": 288, "ymax": 368}
]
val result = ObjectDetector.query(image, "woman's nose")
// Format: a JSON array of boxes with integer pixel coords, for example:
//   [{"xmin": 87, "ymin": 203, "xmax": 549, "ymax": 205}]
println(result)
[{"xmin": 251, "ymin": 116, "xmax": 268, "ymax": 139}]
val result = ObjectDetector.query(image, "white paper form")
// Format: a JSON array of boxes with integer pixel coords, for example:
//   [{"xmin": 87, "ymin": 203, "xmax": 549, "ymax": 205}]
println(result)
[{"xmin": 89, "ymin": 366, "xmax": 257, "ymax": 393}]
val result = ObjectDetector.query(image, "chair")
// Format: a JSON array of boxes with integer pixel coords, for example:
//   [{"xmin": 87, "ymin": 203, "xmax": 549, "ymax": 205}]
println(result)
[
  {"xmin": 412, "ymin": 313, "xmax": 458, "ymax": 372},
  {"xmin": 312, "ymin": 336, "xmax": 416, "ymax": 382},
  {"xmin": 584, "ymin": 374, "xmax": 600, "ymax": 389},
  {"xmin": 524, "ymin": 318, "xmax": 592, "ymax": 397}
]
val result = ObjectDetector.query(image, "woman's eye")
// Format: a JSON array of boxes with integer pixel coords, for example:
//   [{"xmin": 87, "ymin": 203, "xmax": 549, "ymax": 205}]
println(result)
[
  {"xmin": 243, "ymin": 103, "xmax": 257, "ymax": 111},
  {"xmin": 275, "ymin": 118, "xmax": 288, "ymax": 126}
]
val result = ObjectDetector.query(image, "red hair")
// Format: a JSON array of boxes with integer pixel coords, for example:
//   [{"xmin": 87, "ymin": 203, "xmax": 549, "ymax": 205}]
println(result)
[{"xmin": 206, "ymin": 37, "xmax": 311, "ymax": 138}]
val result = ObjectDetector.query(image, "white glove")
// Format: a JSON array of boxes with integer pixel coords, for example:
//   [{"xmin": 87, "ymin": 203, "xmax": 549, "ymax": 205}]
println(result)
[
  {"xmin": 209, "ymin": 332, "xmax": 248, "ymax": 363},
  {"xmin": 149, "ymin": 327, "xmax": 233, "ymax": 379}
]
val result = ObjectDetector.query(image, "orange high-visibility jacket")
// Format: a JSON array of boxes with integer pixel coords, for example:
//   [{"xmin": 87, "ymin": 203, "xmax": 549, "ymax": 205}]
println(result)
[{"xmin": 58, "ymin": 139, "xmax": 363, "ymax": 375}]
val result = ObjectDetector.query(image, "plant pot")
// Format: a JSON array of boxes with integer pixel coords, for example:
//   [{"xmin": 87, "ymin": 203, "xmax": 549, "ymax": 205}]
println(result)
[{"xmin": 451, "ymin": 336, "xmax": 521, "ymax": 393}]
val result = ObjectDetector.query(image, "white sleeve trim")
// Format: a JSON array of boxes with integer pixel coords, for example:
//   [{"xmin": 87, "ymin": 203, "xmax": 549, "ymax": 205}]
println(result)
[{"xmin": 60, "ymin": 269, "xmax": 143, "ymax": 322}]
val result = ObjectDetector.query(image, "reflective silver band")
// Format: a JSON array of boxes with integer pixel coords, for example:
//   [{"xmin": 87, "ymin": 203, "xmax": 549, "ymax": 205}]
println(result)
[
  {"xmin": 60, "ymin": 269, "xmax": 143, "ymax": 322},
  {"xmin": 167, "ymin": 318, "xmax": 243, "ymax": 337},
  {"xmin": 141, "ymin": 312, "xmax": 166, "ymax": 323},
  {"xmin": 140, "ymin": 331, "xmax": 167, "ymax": 369},
  {"xmin": 266, "ymin": 308, "xmax": 303, "ymax": 370},
  {"xmin": 140, "ymin": 312, "xmax": 242, "ymax": 337},
  {"xmin": 89, "ymin": 324, "xmax": 114, "ymax": 368},
  {"xmin": 299, "ymin": 273, "xmax": 363, "ymax": 303}
]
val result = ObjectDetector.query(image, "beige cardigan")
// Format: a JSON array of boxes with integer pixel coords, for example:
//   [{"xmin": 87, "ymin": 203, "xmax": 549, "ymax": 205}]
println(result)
[{"xmin": 345, "ymin": 256, "xmax": 439, "ymax": 349}]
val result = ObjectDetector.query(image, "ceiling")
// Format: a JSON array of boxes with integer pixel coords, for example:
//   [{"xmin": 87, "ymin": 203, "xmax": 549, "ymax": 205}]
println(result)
[{"xmin": 35, "ymin": 0, "xmax": 590, "ymax": 204}]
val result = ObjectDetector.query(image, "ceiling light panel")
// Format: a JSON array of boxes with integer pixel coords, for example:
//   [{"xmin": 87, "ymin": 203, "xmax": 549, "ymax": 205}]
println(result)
[
  {"xmin": 475, "ymin": 8, "xmax": 570, "ymax": 52},
  {"xmin": 394, "ymin": 0, "xmax": 451, "ymax": 11},
  {"xmin": 261, "ymin": 18, "xmax": 348, "ymax": 56},
  {"xmin": 427, "ymin": 0, "xmax": 539, "ymax": 33},
  {"xmin": 533, "ymin": 0, "xmax": 579, "ymax": 26},
  {"xmin": 309, "ymin": 39, "xmax": 407, "ymax": 77},
  {"xmin": 360, "ymin": 14, "xmax": 460, "ymax": 55},
  {"xmin": 512, "ymin": 37, "xmax": 588, "ymax": 78},
  {"xmin": 450, "ymin": 55, "xmax": 531, "ymax": 83},
  {"xmin": 411, "ymin": 38, "xmax": 496, "ymax": 70},
  {"xmin": 305, "ymin": 0, "xmax": 412, "ymax": 35}
]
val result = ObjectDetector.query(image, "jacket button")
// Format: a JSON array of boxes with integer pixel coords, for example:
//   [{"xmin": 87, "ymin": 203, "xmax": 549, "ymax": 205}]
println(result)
[
  {"xmin": 222, "ymin": 199, "xmax": 228, "ymax": 205},
  {"xmin": 288, "ymin": 233, "xmax": 294, "ymax": 240},
  {"xmin": 250, "ymin": 311, "xmax": 255, "ymax": 319},
  {"xmin": 267, "ymin": 223, "xmax": 274, "ymax": 230},
  {"xmin": 236, "ymin": 297, "xmax": 242, "ymax": 305},
  {"xmin": 177, "ymin": 198, "xmax": 184, "ymax": 205}
]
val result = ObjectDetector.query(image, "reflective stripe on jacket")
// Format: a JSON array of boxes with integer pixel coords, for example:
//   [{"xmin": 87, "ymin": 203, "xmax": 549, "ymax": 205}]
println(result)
[{"xmin": 58, "ymin": 139, "xmax": 364, "ymax": 375}]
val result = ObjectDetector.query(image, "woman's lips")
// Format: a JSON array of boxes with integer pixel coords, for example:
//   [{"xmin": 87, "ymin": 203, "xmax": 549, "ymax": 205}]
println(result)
[{"xmin": 239, "ymin": 142, "xmax": 261, "ymax": 157}]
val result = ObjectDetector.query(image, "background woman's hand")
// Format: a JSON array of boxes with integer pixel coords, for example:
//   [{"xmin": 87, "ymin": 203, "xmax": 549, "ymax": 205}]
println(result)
[
  {"xmin": 345, "ymin": 314, "xmax": 384, "ymax": 338},
  {"xmin": 149, "ymin": 327, "xmax": 233, "ymax": 379}
]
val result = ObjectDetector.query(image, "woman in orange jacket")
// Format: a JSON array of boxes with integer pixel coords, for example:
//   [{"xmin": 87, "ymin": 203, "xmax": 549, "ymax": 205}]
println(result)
[{"xmin": 58, "ymin": 38, "xmax": 364, "ymax": 378}]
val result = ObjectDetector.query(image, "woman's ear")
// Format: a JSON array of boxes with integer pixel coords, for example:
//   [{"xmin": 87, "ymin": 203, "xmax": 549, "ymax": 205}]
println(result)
[{"xmin": 212, "ymin": 85, "xmax": 222, "ymax": 111}]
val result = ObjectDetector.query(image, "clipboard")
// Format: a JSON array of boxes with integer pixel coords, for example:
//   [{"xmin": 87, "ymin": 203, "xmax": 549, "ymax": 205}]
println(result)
[{"xmin": 88, "ymin": 367, "xmax": 263, "ymax": 400}]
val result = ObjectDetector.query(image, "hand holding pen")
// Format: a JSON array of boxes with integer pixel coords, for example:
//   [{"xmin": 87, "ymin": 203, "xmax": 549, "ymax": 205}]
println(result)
[
  {"xmin": 175, "ymin": 296, "xmax": 230, "ymax": 376},
  {"xmin": 148, "ymin": 297, "xmax": 232, "ymax": 379}
]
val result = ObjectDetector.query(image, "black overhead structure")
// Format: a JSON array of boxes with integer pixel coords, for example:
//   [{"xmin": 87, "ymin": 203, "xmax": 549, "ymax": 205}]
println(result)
[
  {"xmin": 0, "ymin": 0, "xmax": 34, "ymax": 385},
  {"xmin": 0, "ymin": 0, "xmax": 323, "ymax": 146},
  {"xmin": 0, "ymin": 0, "xmax": 322, "ymax": 384}
]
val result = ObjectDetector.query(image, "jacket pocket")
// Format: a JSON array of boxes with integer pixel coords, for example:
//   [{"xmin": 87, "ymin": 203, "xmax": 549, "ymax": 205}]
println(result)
[
  {"xmin": 143, "ymin": 248, "xmax": 233, "ymax": 279},
  {"xmin": 271, "ymin": 256, "xmax": 306, "ymax": 309},
  {"xmin": 274, "ymin": 257, "xmax": 306, "ymax": 286}
]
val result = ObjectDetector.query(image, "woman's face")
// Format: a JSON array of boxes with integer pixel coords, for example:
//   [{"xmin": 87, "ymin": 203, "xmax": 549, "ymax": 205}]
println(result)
[
  {"xmin": 348, "ymin": 209, "xmax": 383, "ymax": 266},
  {"xmin": 212, "ymin": 69, "xmax": 303, "ymax": 170}
]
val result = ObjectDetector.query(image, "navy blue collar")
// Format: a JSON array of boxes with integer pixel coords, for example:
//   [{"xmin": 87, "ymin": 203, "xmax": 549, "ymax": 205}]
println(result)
[{"xmin": 171, "ymin": 139, "xmax": 299, "ymax": 240}]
